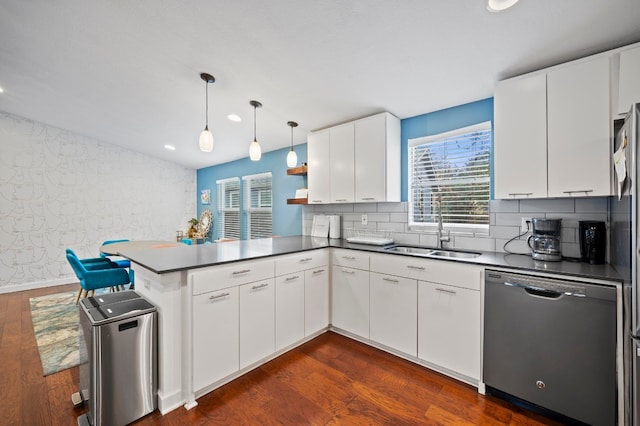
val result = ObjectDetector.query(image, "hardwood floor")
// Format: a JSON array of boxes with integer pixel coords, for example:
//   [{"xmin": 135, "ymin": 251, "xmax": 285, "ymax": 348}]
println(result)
[{"xmin": 0, "ymin": 284, "xmax": 562, "ymax": 426}]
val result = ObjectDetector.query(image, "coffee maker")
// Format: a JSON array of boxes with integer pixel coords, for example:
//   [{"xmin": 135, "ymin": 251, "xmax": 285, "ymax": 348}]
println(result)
[
  {"xmin": 579, "ymin": 221, "xmax": 606, "ymax": 264},
  {"xmin": 528, "ymin": 218, "xmax": 562, "ymax": 261}
]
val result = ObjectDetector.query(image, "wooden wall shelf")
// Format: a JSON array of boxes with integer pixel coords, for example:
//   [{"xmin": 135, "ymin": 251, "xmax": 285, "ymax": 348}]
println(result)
[
  {"xmin": 287, "ymin": 165, "xmax": 307, "ymax": 176},
  {"xmin": 287, "ymin": 198, "xmax": 308, "ymax": 205}
]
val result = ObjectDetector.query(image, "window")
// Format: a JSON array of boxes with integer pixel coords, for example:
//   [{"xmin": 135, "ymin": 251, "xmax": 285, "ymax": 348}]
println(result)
[
  {"xmin": 217, "ymin": 177, "xmax": 240, "ymax": 240},
  {"xmin": 408, "ymin": 121, "xmax": 491, "ymax": 231},
  {"xmin": 243, "ymin": 172, "xmax": 272, "ymax": 239}
]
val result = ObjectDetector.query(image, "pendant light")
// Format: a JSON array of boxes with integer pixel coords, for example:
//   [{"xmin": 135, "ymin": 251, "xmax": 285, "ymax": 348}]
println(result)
[
  {"xmin": 249, "ymin": 100, "xmax": 262, "ymax": 161},
  {"xmin": 286, "ymin": 121, "xmax": 298, "ymax": 167},
  {"xmin": 486, "ymin": 0, "xmax": 519, "ymax": 12},
  {"xmin": 198, "ymin": 73, "xmax": 215, "ymax": 152}
]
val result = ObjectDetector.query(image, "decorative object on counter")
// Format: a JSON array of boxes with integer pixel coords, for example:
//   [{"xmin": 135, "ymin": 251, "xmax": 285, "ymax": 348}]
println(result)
[
  {"xmin": 200, "ymin": 189, "xmax": 211, "ymax": 205},
  {"xmin": 344, "ymin": 228, "xmax": 394, "ymax": 245},
  {"xmin": 328, "ymin": 215, "xmax": 341, "ymax": 239},
  {"xmin": 311, "ymin": 215, "xmax": 330, "ymax": 237},
  {"xmin": 199, "ymin": 208, "xmax": 213, "ymax": 238},
  {"xmin": 198, "ymin": 72, "xmax": 215, "ymax": 152},
  {"xmin": 249, "ymin": 100, "xmax": 262, "ymax": 161},
  {"xmin": 286, "ymin": 120, "xmax": 298, "ymax": 167},
  {"xmin": 176, "ymin": 230, "xmax": 184, "ymax": 242},
  {"xmin": 187, "ymin": 218, "xmax": 199, "ymax": 238}
]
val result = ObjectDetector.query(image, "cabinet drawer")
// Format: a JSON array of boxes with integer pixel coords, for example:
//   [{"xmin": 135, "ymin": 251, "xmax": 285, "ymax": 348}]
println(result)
[
  {"xmin": 274, "ymin": 249, "xmax": 329, "ymax": 276},
  {"xmin": 370, "ymin": 253, "xmax": 481, "ymax": 291},
  {"xmin": 332, "ymin": 249, "xmax": 369, "ymax": 270},
  {"xmin": 191, "ymin": 259, "xmax": 274, "ymax": 295}
]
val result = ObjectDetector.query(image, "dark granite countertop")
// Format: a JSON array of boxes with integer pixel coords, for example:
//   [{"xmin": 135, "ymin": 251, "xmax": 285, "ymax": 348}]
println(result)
[{"xmin": 119, "ymin": 235, "xmax": 624, "ymax": 283}]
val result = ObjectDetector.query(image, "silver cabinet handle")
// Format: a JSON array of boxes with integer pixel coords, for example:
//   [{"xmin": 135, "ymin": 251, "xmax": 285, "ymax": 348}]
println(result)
[
  {"xmin": 232, "ymin": 269, "xmax": 251, "ymax": 276},
  {"xmin": 562, "ymin": 189, "xmax": 593, "ymax": 195},
  {"xmin": 251, "ymin": 283, "xmax": 269, "ymax": 290},
  {"xmin": 361, "ymin": 197, "xmax": 376, "ymax": 200},
  {"xmin": 299, "ymin": 257, "xmax": 312, "ymax": 262},
  {"xmin": 383, "ymin": 277, "xmax": 399, "ymax": 283},
  {"xmin": 341, "ymin": 269, "xmax": 355, "ymax": 274},
  {"xmin": 311, "ymin": 200, "xmax": 323, "ymax": 203},
  {"xmin": 285, "ymin": 275, "xmax": 300, "ymax": 282},
  {"xmin": 312, "ymin": 269, "xmax": 325, "ymax": 275},
  {"xmin": 436, "ymin": 287, "xmax": 456, "ymax": 295},
  {"xmin": 335, "ymin": 199, "xmax": 348, "ymax": 202},
  {"xmin": 342, "ymin": 256, "xmax": 356, "ymax": 260},
  {"xmin": 508, "ymin": 192, "xmax": 533, "ymax": 197},
  {"xmin": 407, "ymin": 265, "xmax": 425, "ymax": 270},
  {"xmin": 209, "ymin": 292, "xmax": 230, "ymax": 300}
]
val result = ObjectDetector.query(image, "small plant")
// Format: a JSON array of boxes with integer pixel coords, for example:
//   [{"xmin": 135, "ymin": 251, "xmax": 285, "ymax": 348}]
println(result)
[{"xmin": 188, "ymin": 218, "xmax": 199, "ymax": 226}]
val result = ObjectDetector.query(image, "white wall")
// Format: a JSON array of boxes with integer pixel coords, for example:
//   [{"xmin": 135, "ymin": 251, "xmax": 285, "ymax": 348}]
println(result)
[
  {"xmin": 0, "ymin": 111, "xmax": 196, "ymax": 292},
  {"xmin": 303, "ymin": 198, "xmax": 609, "ymax": 259}
]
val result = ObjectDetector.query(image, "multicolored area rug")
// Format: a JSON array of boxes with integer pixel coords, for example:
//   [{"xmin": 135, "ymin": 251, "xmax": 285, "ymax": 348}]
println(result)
[{"xmin": 29, "ymin": 291, "xmax": 85, "ymax": 376}]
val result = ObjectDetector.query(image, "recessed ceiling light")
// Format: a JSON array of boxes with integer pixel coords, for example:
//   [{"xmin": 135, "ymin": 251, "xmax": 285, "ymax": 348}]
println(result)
[
  {"xmin": 164, "ymin": 144, "xmax": 176, "ymax": 151},
  {"xmin": 0, "ymin": 86, "xmax": 4, "ymax": 93},
  {"xmin": 228, "ymin": 114, "xmax": 242, "ymax": 122},
  {"xmin": 487, "ymin": 0, "xmax": 519, "ymax": 12}
]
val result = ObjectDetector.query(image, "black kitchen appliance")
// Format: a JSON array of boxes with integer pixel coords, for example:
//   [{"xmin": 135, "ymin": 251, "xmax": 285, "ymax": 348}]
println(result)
[{"xmin": 579, "ymin": 220, "xmax": 606, "ymax": 264}]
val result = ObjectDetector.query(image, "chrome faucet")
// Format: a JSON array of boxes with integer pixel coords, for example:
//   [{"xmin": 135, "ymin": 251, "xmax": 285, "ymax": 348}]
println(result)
[{"xmin": 437, "ymin": 193, "xmax": 450, "ymax": 249}]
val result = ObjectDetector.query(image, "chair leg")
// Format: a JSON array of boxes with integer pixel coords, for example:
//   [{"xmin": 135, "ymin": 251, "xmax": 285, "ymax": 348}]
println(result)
[
  {"xmin": 75, "ymin": 288, "xmax": 83, "ymax": 305},
  {"xmin": 89, "ymin": 290, "xmax": 95, "ymax": 298}
]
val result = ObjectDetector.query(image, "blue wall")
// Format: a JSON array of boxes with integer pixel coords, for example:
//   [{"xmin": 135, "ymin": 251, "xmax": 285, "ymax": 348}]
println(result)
[
  {"xmin": 196, "ymin": 98, "xmax": 494, "ymax": 239},
  {"xmin": 400, "ymin": 97, "xmax": 494, "ymax": 202},
  {"xmin": 196, "ymin": 144, "xmax": 307, "ymax": 240}
]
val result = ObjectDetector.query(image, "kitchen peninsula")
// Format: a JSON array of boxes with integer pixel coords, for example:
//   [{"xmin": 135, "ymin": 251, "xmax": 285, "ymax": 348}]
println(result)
[{"xmin": 118, "ymin": 236, "xmax": 623, "ymax": 416}]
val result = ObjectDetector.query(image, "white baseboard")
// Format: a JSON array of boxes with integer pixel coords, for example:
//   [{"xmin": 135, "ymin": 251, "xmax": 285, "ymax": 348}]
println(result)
[{"xmin": 0, "ymin": 277, "xmax": 77, "ymax": 294}]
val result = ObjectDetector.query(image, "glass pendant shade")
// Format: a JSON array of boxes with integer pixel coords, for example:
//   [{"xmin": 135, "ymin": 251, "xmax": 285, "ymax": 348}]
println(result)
[
  {"xmin": 249, "ymin": 139, "xmax": 262, "ymax": 161},
  {"xmin": 486, "ymin": 0, "xmax": 519, "ymax": 12},
  {"xmin": 287, "ymin": 149, "xmax": 297, "ymax": 167},
  {"xmin": 199, "ymin": 127, "xmax": 214, "ymax": 152}
]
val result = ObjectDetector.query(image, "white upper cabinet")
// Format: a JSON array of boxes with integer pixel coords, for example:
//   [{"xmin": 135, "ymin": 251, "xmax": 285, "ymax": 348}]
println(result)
[
  {"xmin": 307, "ymin": 129, "xmax": 331, "ymax": 204},
  {"xmin": 618, "ymin": 44, "xmax": 640, "ymax": 116},
  {"xmin": 494, "ymin": 73, "xmax": 548, "ymax": 199},
  {"xmin": 307, "ymin": 112, "xmax": 400, "ymax": 204},
  {"xmin": 547, "ymin": 56, "xmax": 611, "ymax": 197},
  {"xmin": 355, "ymin": 112, "xmax": 401, "ymax": 203},
  {"xmin": 330, "ymin": 123, "xmax": 355, "ymax": 203}
]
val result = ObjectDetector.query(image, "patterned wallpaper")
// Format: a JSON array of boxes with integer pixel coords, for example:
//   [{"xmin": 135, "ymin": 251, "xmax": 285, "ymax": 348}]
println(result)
[{"xmin": 0, "ymin": 111, "xmax": 196, "ymax": 292}]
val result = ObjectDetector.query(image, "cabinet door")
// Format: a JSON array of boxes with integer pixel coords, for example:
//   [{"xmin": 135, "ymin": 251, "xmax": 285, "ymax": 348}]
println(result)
[
  {"xmin": 370, "ymin": 272, "xmax": 417, "ymax": 356},
  {"xmin": 239, "ymin": 279, "xmax": 275, "ymax": 369},
  {"xmin": 305, "ymin": 266, "xmax": 329, "ymax": 336},
  {"xmin": 330, "ymin": 123, "xmax": 355, "ymax": 203},
  {"xmin": 275, "ymin": 273, "xmax": 305, "ymax": 351},
  {"xmin": 307, "ymin": 130, "xmax": 331, "ymax": 204},
  {"xmin": 493, "ymin": 73, "xmax": 548, "ymax": 199},
  {"xmin": 547, "ymin": 56, "xmax": 611, "ymax": 197},
  {"xmin": 618, "ymin": 45, "xmax": 640, "ymax": 116},
  {"xmin": 331, "ymin": 266, "xmax": 369, "ymax": 338},
  {"xmin": 193, "ymin": 287, "xmax": 239, "ymax": 391},
  {"xmin": 418, "ymin": 281, "xmax": 480, "ymax": 380},
  {"xmin": 355, "ymin": 112, "xmax": 400, "ymax": 202}
]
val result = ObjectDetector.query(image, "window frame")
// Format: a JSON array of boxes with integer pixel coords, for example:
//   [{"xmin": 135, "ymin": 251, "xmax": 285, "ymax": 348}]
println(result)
[
  {"xmin": 407, "ymin": 121, "xmax": 491, "ymax": 234},
  {"xmin": 216, "ymin": 177, "xmax": 241, "ymax": 240},
  {"xmin": 242, "ymin": 172, "xmax": 273, "ymax": 240}
]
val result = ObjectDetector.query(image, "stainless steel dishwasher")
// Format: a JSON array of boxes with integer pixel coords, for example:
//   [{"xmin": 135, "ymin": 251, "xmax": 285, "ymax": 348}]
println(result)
[{"xmin": 483, "ymin": 269, "xmax": 617, "ymax": 426}]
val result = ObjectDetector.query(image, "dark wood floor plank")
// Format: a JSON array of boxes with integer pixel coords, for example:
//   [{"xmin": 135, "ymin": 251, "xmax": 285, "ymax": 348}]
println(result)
[{"xmin": 2, "ymin": 285, "xmax": 561, "ymax": 425}]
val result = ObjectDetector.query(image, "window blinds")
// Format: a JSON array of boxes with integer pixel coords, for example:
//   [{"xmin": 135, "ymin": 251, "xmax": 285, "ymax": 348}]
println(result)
[
  {"xmin": 243, "ymin": 172, "xmax": 273, "ymax": 239},
  {"xmin": 408, "ymin": 122, "xmax": 491, "ymax": 228},
  {"xmin": 216, "ymin": 177, "xmax": 240, "ymax": 240}
]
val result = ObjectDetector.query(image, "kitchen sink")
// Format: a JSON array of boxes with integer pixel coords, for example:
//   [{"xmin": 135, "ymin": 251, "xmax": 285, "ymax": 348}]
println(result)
[{"xmin": 385, "ymin": 245, "xmax": 481, "ymax": 259}]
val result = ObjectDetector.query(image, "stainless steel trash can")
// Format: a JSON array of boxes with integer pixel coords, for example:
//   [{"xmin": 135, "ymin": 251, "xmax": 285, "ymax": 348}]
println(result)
[{"xmin": 77, "ymin": 291, "xmax": 157, "ymax": 426}]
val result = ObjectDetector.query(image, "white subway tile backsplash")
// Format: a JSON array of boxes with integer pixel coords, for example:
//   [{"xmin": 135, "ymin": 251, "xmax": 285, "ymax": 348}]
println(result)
[
  {"xmin": 419, "ymin": 233, "xmax": 439, "ymax": 247},
  {"xmin": 575, "ymin": 197, "xmax": 608, "ymax": 213},
  {"xmin": 390, "ymin": 212, "xmax": 408, "ymax": 223},
  {"xmin": 377, "ymin": 202, "xmax": 407, "ymax": 212},
  {"xmin": 454, "ymin": 236, "xmax": 496, "ymax": 252},
  {"xmin": 489, "ymin": 199, "xmax": 519, "ymax": 213},
  {"xmin": 353, "ymin": 203, "xmax": 378, "ymax": 212},
  {"xmin": 490, "ymin": 225, "xmax": 521, "ymax": 240},
  {"xmin": 365, "ymin": 213, "xmax": 390, "ymax": 222},
  {"xmin": 379, "ymin": 222, "xmax": 405, "ymax": 232},
  {"xmin": 393, "ymin": 232, "xmax": 420, "ymax": 245},
  {"xmin": 519, "ymin": 198, "xmax": 575, "ymax": 213}
]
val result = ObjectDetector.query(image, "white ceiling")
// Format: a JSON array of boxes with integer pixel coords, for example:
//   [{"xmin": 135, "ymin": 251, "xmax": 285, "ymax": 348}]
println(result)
[{"xmin": 1, "ymin": 1, "xmax": 639, "ymax": 170}]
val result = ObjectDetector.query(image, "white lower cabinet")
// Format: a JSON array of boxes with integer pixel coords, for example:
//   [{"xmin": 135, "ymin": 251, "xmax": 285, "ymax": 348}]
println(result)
[
  {"xmin": 369, "ymin": 272, "xmax": 417, "ymax": 356},
  {"xmin": 275, "ymin": 273, "xmax": 305, "ymax": 351},
  {"xmin": 192, "ymin": 286, "xmax": 239, "ymax": 391},
  {"xmin": 331, "ymin": 265, "xmax": 370, "ymax": 338},
  {"xmin": 239, "ymin": 279, "xmax": 275, "ymax": 369},
  {"xmin": 304, "ymin": 266, "xmax": 329, "ymax": 336},
  {"xmin": 418, "ymin": 280, "xmax": 481, "ymax": 380}
]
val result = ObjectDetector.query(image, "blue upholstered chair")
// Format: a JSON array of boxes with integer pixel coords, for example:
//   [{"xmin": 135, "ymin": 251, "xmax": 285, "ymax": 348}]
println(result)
[
  {"xmin": 67, "ymin": 251, "xmax": 131, "ymax": 304},
  {"xmin": 66, "ymin": 248, "xmax": 116, "ymax": 269},
  {"xmin": 99, "ymin": 239, "xmax": 132, "ymax": 268},
  {"xmin": 180, "ymin": 239, "xmax": 193, "ymax": 245}
]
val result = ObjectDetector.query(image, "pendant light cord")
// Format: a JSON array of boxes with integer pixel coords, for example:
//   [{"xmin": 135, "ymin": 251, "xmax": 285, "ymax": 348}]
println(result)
[
  {"xmin": 253, "ymin": 104, "xmax": 257, "ymax": 141},
  {"xmin": 204, "ymin": 81, "xmax": 209, "ymax": 128},
  {"xmin": 290, "ymin": 125, "xmax": 294, "ymax": 150}
]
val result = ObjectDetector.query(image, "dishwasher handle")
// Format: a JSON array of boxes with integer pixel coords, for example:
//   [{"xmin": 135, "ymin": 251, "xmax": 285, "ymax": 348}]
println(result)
[{"xmin": 505, "ymin": 281, "xmax": 563, "ymax": 299}]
